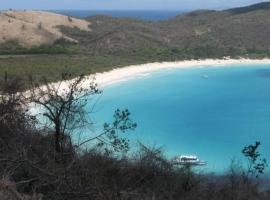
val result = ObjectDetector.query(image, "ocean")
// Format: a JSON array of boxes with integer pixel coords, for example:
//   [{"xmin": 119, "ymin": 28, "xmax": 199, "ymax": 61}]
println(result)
[
  {"xmin": 88, "ymin": 64, "xmax": 270, "ymax": 173},
  {"xmin": 50, "ymin": 10, "xmax": 187, "ymax": 21}
]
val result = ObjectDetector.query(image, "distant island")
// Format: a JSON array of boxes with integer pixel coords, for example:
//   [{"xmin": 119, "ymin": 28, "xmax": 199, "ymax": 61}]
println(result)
[{"xmin": 1, "ymin": 2, "xmax": 270, "ymax": 87}]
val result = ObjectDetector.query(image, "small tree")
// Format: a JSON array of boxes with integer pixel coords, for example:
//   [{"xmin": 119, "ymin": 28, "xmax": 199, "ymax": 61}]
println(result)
[
  {"xmin": 67, "ymin": 16, "xmax": 73, "ymax": 22},
  {"xmin": 4, "ymin": 71, "xmax": 8, "ymax": 82},
  {"xmin": 37, "ymin": 22, "xmax": 42, "ymax": 30},
  {"xmin": 28, "ymin": 74, "xmax": 136, "ymax": 159},
  {"xmin": 29, "ymin": 74, "xmax": 97, "ymax": 154},
  {"xmin": 242, "ymin": 141, "xmax": 267, "ymax": 178},
  {"xmin": 79, "ymin": 108, "xmax": 137, "ymax": 154},
  {"xmin": 21, "ymin": 24, "xmax": 26, "ymax": 30}
]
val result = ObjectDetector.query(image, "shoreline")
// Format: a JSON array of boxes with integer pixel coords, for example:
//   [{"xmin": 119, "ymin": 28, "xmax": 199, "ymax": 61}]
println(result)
[
  {"xmin": 93, "ymin": 58, "xmax": 270, "ymax": 88},
  {"xmin": 40, "ymin": 58, "xmax": 270, "ymax": 93}
]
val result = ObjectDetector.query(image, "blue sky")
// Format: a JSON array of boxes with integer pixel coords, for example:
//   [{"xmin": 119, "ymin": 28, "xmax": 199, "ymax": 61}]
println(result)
[{"xmin": 1, "ymin": 0, "xmax": 268, "ymax": 10}]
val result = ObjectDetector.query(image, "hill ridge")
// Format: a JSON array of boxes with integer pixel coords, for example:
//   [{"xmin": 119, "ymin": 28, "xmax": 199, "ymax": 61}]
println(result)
[{"xmin": 226, "ymin": 1, "xmax": 270, "ymax": 14}]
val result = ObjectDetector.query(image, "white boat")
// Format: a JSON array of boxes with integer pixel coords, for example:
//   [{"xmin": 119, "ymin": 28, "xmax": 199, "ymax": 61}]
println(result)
[
  {"xmin": 172, "ymin": 155, "xmax": 206, "ymax": 166},
  {"xmin": 201, "ymin": 74, "xmax": 209, "ymax": 79}
]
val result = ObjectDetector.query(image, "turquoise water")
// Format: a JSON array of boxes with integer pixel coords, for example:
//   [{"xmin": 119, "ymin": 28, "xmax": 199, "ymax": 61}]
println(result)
[{"xmin": 89, "ymin": 64, "xmax": 270, "ymax": 172}]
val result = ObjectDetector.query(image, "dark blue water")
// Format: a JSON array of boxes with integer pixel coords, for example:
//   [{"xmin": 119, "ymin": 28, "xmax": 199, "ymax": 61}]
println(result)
[
  {"xmin": 89, "ymin": 64, "xmax": 270, "ymax": 173},
  {"xmin": 50, "ymin": 10, "xmax": 187, "ymax": 21}
]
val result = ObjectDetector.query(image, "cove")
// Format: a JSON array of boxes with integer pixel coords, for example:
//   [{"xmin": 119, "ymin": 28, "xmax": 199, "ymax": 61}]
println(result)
[{"xmin": 89, "ymin": 64, "xmax": 270, "ymax": 172}]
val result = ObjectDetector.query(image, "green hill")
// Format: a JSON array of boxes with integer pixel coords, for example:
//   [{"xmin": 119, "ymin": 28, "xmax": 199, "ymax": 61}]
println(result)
[
  {"xmin": 57, "ymin": 2, "xmax": 270, "ymax": 59},
  {"xmin": 228, "ymin": 2, "xmax": 270, "ymax": 14}
]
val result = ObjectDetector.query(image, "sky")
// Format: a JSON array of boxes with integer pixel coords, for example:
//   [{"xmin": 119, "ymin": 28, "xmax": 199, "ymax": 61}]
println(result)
[{"xmin": 1, "ymin": 0, "xmax": 268, "ymax": 10}]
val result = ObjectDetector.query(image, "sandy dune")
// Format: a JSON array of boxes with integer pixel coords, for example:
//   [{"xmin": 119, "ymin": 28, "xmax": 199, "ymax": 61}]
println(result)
[{"xmin": 0, "ymin": 10, "xmax": 91, "ymax": 47}]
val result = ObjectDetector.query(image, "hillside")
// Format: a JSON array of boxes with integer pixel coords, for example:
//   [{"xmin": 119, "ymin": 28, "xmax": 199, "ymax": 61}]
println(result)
[
  {"xmin": 51, "ymin": 1, "xmax": 270, "ymax": 60},
  {"xmin": 228, "ymin": 1, "xmax": 270, "ymax": 14},
  {"xmin": 2, "ymin": 2, "xmax": 270, "ymax": 86},
  {"xmin": 0, "ymin": 10, "xmax": 91, "ymax": 47},
  {"xmin": 2, "ymin": 3, "xmax": 270, "ymax": 55}
]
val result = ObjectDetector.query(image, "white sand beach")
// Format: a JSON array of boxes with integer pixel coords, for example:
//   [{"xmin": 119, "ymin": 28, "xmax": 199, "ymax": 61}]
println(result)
[
  {"xmin": 93, "ymin": 58, "xmax": 270, "ymax": 88},
  {"xmin": 38, "ymin": 58, "xmax": 270, "ymax": 95}
]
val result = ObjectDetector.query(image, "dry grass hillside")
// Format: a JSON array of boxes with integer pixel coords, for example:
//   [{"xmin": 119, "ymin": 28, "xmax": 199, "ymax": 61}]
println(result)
[{"xmin": 0, "ymin": 10, "xmax": 91, "ymax": 47}]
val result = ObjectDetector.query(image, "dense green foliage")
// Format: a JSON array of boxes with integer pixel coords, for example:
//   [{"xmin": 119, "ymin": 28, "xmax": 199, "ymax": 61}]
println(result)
[{"xmin": 0, "ymin": 40, "xmax": 74, "ymax": 55}]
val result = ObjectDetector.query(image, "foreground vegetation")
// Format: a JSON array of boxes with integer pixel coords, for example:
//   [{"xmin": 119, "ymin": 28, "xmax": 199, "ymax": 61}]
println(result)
[{"xmin": 0, "ymin": 77, "xmax": 270, "ymax": 200}]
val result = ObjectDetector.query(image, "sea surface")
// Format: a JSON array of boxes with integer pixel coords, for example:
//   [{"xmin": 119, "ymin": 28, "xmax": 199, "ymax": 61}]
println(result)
[
  {"xmin": 50, "ymin": 10, "xmax": 187, "ymax": 21},
  {"xmin": 88, "ymin": 64, "xmax": 270, "ymax": 173}
]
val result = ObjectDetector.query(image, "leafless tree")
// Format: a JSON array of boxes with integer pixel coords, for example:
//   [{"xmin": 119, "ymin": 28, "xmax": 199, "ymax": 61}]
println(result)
[
  {"xmin": 28, "ymin": 74, "xmax": 98, "ymax": 154},
  {"xmin": 27, "ymin": 74, "xmax": 136, "ymax": 159}
]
